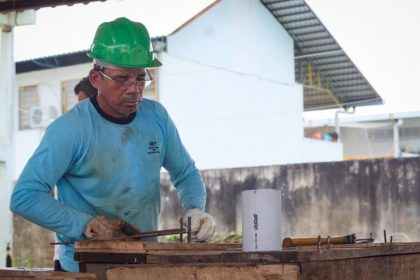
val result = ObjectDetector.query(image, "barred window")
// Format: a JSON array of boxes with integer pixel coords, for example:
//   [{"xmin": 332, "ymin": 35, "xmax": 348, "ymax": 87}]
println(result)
[{"xmin": 19, "ymin": 85, "xmax": 39, "ymax": 130}]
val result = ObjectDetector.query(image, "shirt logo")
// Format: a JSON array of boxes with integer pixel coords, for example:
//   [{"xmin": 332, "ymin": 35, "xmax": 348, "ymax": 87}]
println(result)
[{"xmin": 148, "ymin": 141, "xmax": 160, "ymax": 154}]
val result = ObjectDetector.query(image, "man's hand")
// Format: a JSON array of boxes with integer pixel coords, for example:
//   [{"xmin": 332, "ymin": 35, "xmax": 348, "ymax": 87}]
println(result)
[
  {"xmin": 184, "ymin": 209, "xmax": 216, "ymax": 242},
  {"xmin": 83, "ymin": 216, "xmax": 140, "ymax": 240}
]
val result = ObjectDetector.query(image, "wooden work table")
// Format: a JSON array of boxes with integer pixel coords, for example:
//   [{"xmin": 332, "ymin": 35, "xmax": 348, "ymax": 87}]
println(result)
[{"xmin": 74, "ymin": 241, "xmax": 420, "ymax": 280}]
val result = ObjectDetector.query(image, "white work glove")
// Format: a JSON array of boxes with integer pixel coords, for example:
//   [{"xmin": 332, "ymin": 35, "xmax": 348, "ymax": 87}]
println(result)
[
  {"xmin": 83, "ymin": 216, "xmax": 141, "ymax": 240},
  {"xmin": 184, "ymin": 208, "xmax": 216, "ymax": 242}
]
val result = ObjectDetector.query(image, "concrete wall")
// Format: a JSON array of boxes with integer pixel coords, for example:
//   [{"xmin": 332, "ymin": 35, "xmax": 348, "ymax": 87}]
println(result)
[
  {"xmin": 160, "ymin": 157, "xmax": 420, "ymax": 243},
  {"xmin": 12, "ymin": 216, "xmax": 54, "ymax": 268}
]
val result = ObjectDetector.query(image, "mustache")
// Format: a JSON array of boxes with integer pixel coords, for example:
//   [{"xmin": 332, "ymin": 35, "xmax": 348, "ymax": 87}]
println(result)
[{"xmin": 122, "ymin": 94, "xmax": 142, "ymax": 103}]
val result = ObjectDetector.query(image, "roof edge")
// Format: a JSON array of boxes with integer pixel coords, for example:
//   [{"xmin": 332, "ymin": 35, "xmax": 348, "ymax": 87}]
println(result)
[
  {"xmin": 16, "ymin": 37, "xmax": 166, "ymax": 74},
  {"xmin": 169, "ymin": 0, "xmax": 221, "ymax": 35}
]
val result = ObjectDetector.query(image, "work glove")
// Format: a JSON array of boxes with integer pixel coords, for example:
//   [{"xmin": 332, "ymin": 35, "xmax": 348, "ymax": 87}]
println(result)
[
  {"xmin": 83, "ymin": 216, "xmax": 141, "ymax": 240},
  {"xmin": 184, "ymin": 208, "xmax": 216, "ymax": 242}
]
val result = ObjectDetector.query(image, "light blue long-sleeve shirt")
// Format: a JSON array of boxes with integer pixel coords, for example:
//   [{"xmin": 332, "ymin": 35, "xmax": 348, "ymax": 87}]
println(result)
[{"xmin": 10, "ymin": 97, "xmax": 206, "ymax": 271}]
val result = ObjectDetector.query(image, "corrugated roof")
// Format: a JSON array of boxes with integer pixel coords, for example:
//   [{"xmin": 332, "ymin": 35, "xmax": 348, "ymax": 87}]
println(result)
[
  {"xmin": 0, "ymin": 0, "xmax": 104, "ymax": 13},
  {"xmin": 260, "ymin": 0, "xmax": 382, "ymax": 111},
  {"xmin": 15, "ymin": 37, "xmax": 167, "ymax": 73}
]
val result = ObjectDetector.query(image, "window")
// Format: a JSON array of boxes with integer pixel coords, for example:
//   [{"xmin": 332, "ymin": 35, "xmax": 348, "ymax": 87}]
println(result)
[
  {"xmin": 19, "ymin": 85, "xmax": 39, "ymax": 130},
  {"xmin": 143, "ymin": 68, "xmax": 159, "ymax": 101},
  {"xmin": 62, "ymin": 79, "xmax": 79, "ymax": 113}
]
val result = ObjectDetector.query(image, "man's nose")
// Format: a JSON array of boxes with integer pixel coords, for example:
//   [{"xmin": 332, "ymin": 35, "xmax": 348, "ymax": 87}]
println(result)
[{"xmin": 126, "ymin": 81, "xmax": 142, "ymax": 93}]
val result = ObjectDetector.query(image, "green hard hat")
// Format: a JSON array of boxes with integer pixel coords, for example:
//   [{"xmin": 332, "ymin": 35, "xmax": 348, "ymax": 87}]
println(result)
[{"xmin": 87, "ymin": 17, "xmax": 162, "ymax": 68}]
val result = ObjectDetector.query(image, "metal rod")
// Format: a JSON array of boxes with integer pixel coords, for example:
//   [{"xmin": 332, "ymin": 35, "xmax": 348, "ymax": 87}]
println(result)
[
  {"xmin": 179, "ymin": 217, "xmax": 184, "ymax": 243},
  {"xmin": 187, "ymin": 216, "xmax": 192, "ymax": 243},
  {"xmin": 326, "ymin": 236, "xmax": 331, "ymax": 250},
  {"xmin": 50, "ymin": 227, "xmax": 187, "ymax": 245},
  {"xmin": 317, "ymin": 235, "xmax": 321, "ymax": 251}
]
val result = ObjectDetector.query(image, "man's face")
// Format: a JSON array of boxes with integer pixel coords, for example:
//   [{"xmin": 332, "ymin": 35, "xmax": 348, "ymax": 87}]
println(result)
[{"xmin": 89, "ymin": 67, "xmax": 147, "ymax": 118}]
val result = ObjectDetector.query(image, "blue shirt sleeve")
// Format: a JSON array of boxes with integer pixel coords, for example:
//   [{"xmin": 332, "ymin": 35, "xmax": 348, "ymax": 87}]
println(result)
[{"xmin": 10, "ymin": 117, "xmax": 93, "ymax": 241}]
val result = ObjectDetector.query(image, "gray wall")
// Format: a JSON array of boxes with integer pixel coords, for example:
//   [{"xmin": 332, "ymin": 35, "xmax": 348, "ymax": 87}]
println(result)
[
  {"xmin": 160, "ymin": 157, "xmax": 420, "ymax": 242},
  {"xmin": 12, "ymin": 157, "xmax": 420, "ymax": 267}
]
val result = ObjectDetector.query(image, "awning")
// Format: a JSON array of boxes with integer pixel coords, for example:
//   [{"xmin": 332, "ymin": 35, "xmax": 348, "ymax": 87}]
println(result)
[{"xmin": 261, "ymin": 0, "xmax": 382, "ymax": 111}]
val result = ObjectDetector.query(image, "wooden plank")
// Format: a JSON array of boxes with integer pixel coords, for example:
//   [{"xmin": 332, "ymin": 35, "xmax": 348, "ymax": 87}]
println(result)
[
  {"xmin": 299, "ymin": 253, "xmax": 420, "ymax": 280},
  {"xmin": 143, "ymin": 243, "xmax": 420, "ymax": 264},
  {"xmin": 0, "ymin": 268, "xmax": 97, "ymax": 279},
  {"xmin": 105, "ymin": 264, "xmax": 299, "ymax": 280},
  {"xmin": 75, "ymin": 240, "xmax": 145, "ymax": 251},
  {"xmin": 75, "ymin": 241, "xmax": 240, "ymax": 252}
]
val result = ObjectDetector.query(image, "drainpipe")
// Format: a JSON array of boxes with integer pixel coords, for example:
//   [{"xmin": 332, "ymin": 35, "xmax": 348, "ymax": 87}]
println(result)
[{"xmin": 335, "ymin": 107, "xmax": 356, "ymax": 142}]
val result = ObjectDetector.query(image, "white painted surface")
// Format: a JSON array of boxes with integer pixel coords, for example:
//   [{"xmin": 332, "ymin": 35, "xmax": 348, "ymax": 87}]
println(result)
[
  {"xmin": 160, "ymin": 0, "xmax": 316, "ymax": 169},
  {"xmin": 302, "ymin": 138, "xmax": 343, "ymax": 163}
]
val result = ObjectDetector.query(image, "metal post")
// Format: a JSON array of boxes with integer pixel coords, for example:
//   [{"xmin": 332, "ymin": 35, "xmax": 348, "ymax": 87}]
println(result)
[
  {"xmin": 393, "ymin": 119, "xmax": 401, "ymax": 158},
  {"xmin": 187, "ymin": 217, "xmax": 192, "ymax": 243},
  {"xmin": 179, "ymin": 217, "xmax": 184, "ymax": 243}
]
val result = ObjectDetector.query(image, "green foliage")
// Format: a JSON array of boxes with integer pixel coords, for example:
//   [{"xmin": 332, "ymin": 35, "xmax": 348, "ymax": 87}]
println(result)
[
  {"xmin": 164, "ymin": 234, "xmax": 181, "ymax": 242},
  {"xmin": 163, "ymin": 232, "xmax": 242, "ymax": 243},
  {"xmin": 13, "ymin": 255, "xmax": 34, "ymax": 268},
  {"xmin": 211, "ymin": 232, "xmax": 242, "ymax": 244}
]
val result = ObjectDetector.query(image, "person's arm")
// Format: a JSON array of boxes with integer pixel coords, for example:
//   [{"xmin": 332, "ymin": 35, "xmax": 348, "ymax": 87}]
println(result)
[
  {"xmin": 10, "ymin": 120, "xmax": 93, "ymax": 241},
  {"xmin": 160, "ymin": 105, "xmax": 215, "ymax": 241},
  {"xmin": 161, "ymin": 110, "xmax": 206, "ymax": 211}
]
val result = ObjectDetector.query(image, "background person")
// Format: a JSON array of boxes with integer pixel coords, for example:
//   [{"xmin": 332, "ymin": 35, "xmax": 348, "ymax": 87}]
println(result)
[{"xmin": 74, "ymin": 77, "xmax": 97, "ymax": 101}]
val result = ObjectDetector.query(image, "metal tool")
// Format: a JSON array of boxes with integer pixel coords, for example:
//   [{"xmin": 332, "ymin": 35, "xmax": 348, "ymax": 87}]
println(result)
[
  {"xmin": 283, "ymin": 233, "xmax": 374, "ymax": 248},
  {"xmin": 187, "ymin": 217, "xmax": 192, "ymax": 243},
  {"xmin": 355, "ymin": 233, "xmax": 375, "ymax": 244},
  {"xmin": 50, "ymin": 217, "xmax": 192, "ymax": 245},
  {"xmin": 283, "ymin": 233, "xmax": 356, "ymax": 247},
  {"xmin": 179, "ymin": 217, "xmax": 184, "ymax": 242},
  {"xmin": 326, "ymin": 235, "xmax": 331, "ymax": 250}
]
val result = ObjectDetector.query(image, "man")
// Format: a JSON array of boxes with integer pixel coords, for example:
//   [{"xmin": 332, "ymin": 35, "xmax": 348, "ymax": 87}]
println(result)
[
  {"xmin": 10, "ymin": 17, "xmax": 215, "ymax": 272},
  {"xmin": 74, "ymin": 77, "xmax": 97, "ymax": 101}
]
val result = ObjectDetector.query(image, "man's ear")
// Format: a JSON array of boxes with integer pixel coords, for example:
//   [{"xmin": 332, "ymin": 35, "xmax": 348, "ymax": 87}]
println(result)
[{"xmin": 89, "ymin": 69, "xmax": 101, "ymax": 89}]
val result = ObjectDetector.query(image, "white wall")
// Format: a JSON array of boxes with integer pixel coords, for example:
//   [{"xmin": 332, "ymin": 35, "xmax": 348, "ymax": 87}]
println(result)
[
  {"xmin": 159, "ymin": 53, "xmax": 304, "ymax": 169},
  {"xmin": 161, "ymin": 0, "xmax": 307, "ymax": 169},
  {"xmin": 168, "ymin": 0, "xmax": 295, "ymax": 84},
  {"xmin": 302, "ymin": 138, "xmax": 343, "ymax": 163}
]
